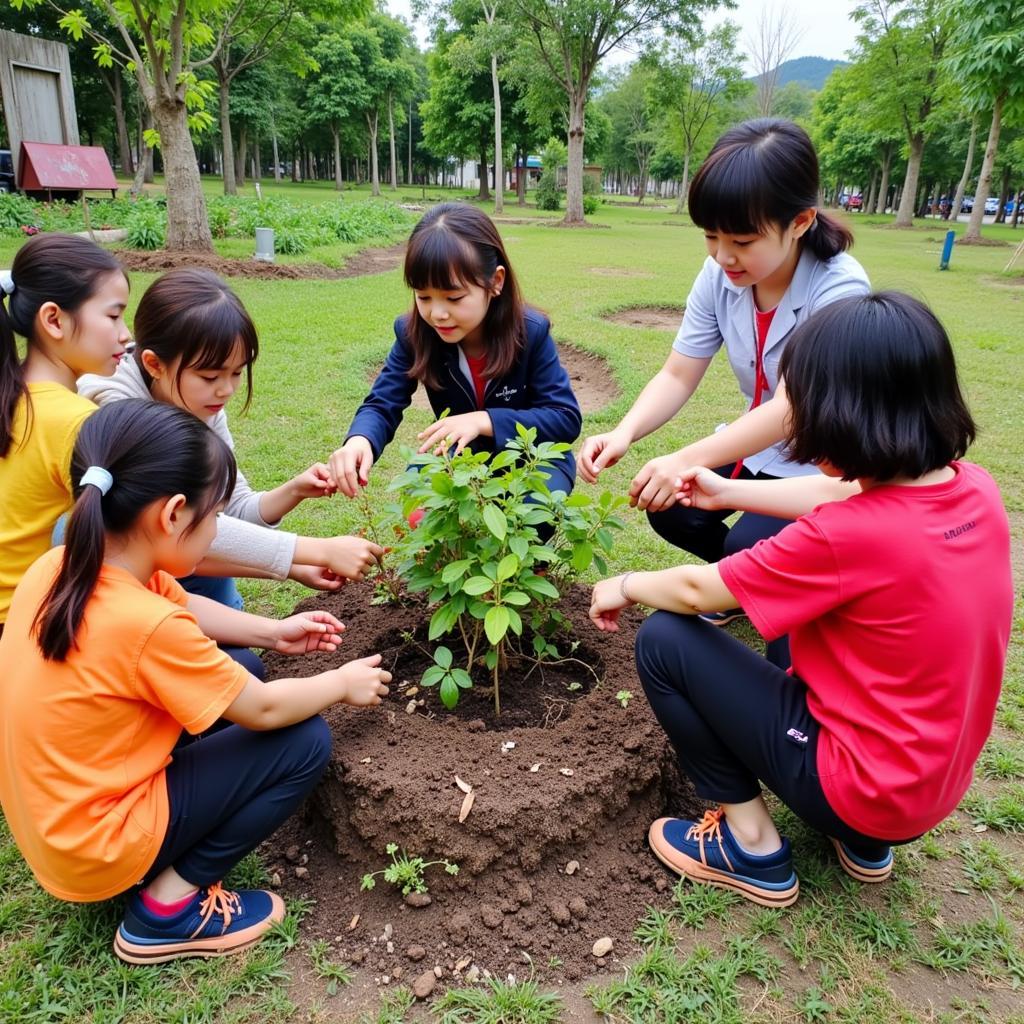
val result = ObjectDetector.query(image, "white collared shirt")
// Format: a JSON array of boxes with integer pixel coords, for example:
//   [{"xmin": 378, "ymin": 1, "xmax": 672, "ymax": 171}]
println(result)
[{"xmin": 673, "ymin": 247, "xmax": 871, "ymax": 476}]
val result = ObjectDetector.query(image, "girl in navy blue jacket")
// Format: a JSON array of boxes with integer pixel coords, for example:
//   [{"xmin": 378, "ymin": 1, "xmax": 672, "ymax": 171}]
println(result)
[{"xmin": 329, "ymin": 204, "xmax": 581, "ymax": 497}]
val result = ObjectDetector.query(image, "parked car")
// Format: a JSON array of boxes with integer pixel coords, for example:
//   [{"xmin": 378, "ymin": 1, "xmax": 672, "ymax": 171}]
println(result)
[
  {"xmin": 848, "ymin": 194, "xmax": 863, "ymax": 211},
  {"xmin": 984, "ymin": 197, "xmax": 1000, "ymax": 215},
  {"xmin": 0, "ymin": 150, "xmax": 15, "ymax": 193},
  {"xmin": 961, "ymin": 195, "xmax": 975, "ymax": 213}
]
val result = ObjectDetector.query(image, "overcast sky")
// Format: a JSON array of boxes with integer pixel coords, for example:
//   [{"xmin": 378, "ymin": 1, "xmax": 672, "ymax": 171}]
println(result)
[{"xmin": 384, "ymin": 0, "xmax": 860, "ymax": 69}]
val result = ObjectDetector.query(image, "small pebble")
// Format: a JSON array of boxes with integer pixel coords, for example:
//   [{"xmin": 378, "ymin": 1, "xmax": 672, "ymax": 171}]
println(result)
[
  {"xmin": 433, "ymin": 965, "xmax": 444, "ymax": 978},
  {"xmin": 407, "ymin": 945, "xmax": 426, "ymax": 961},
  {"xmin": 405, "ymin": 891, "xmax": 432, "ymax": 908},
  {"xmin": 565, "ymin": 860, "xmax": 580, "ymax": 875},
  {"xmin": 270, "ymin": 872, "xmax": 281, "ymax": 887},
  {"xmin": 592, "ymin": 937, "xmax": 614, "ymax": 958},
  {"xmin": 412, "ymin": 970, "xmax": 436, "ymax": 1000},
  {"xmin": 294, "ymin": 866, "xmax": 309, "ymax": 880},
  {"xmin": 386, "ymin": 941, "xmax": 394, "ymax": 954},
  {"xmin": 383, "ymin": 923, "xmax": 393, "ymax": 941}
]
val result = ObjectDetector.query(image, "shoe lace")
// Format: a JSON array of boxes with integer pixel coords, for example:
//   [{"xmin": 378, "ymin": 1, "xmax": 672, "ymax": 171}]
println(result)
[
  {"xmin": 191, "ymin": 883, "xmax": 243, "ymax": 938},
  {"xmin": 685, "ymin": 807, "xmax": 734, "ymax": 872}
]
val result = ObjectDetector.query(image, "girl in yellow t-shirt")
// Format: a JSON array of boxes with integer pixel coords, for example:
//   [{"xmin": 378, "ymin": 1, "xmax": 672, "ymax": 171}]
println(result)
[
  {"xmin": 0, "ymin": 400, "xmax": 392, "ymax": 964},
  {"xmin": 0, "ymin": 234, "xmax": 131, "ymax": 634}
]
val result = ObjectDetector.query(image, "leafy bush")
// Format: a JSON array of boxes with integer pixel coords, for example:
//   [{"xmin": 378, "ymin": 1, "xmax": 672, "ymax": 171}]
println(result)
[
  {"xmin": 582, "ymin": 173, "xmax": 602, "ymax": 215},
  {"xmin": 387, "ymin": 424, "xmax": 626, "ymax": 714},
  {"xmin": 0, "ymin": 193, "xmax": 39, "ymax": 232},
  {"xmin": 535, "ymin": 171, "xmax": 563, "ymax": 211},
  {"xmin": 125, "ymin": 201, "xmax": 165, "ymax": 249}
]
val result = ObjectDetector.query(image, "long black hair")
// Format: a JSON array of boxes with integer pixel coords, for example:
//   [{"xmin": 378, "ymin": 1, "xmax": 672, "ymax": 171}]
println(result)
[
  {"xmin": 132, "ymin": 269, "xmax": 259, "ymax": 411},
  {"xmin": 781, "ymin": 292, "xmax": 976, "ymax": 482},
  {"xmin": 33, "ymin": 399, "xmax": 237, "ymax": 661},
  {"xmin": 403, "ymin": 203, "xmax": 526, "ymax": 389},
  {"xmin": 0, "ymin": 234, "xmax": 124, "ymax": 456},
  {"xmin": 688, "ymin": 118, "xmax": 853, "ymax": 261}
]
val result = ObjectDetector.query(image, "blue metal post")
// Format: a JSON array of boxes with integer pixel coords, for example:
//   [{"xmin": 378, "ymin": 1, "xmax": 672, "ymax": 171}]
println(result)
[{"xmin": 939, "ymin": 229, "xmax": 955, "ymax": 270}]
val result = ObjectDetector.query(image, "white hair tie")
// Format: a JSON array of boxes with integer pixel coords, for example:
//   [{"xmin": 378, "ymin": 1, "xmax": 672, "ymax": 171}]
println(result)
[
  {"xmin": 80, "ymin": 466, "xmax": 114, "ymax": 496},
  {"xmin": 0, "ymin": 270, "xmax": 14, "ymax": 296}
]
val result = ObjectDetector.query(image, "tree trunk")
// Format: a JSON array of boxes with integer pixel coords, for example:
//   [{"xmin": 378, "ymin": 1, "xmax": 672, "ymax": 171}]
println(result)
[
  {"xmin": 894, "ymin": 133, "xmax": 925, "ymax": 228},
  {"xmin": 865, "ymin": 168, "xmax": 878, "ymax": 216},
  {"xmin": 517, "ymin": 148, "xmax": 526, "ymax": 206},
  {"xmin": 1012, "ymin": 189, "xmax": 1021, "ymax": 229},
  {"xmin": 252, "ymin": 132, "xmax": 260, "ymax": 181},
  {"xmin": 218, "ymin": 71, "xmax": 236, "ymax": 195},
  {"xmin": 994, "ymin": 164, "xmax": 1011, "ymax": 224},
  {"xmin": 151, "ymin": 98, "xmax": 212, "ymax": 251},
  {"xmin": 367, "ymin": 111, "xmax": 381, "ymax": 196},
  {"xmin": 490, "ymin": 51, "xmax": 503, "ymax": 214},
  {"xmin": 332, "ymin": 125, "xmax": 343, "ymax": 191},
  {"xmin": 292, "ymin": 145, "xmax": 301, "ymax": 182},
  {"xmin": 408, "ymin": 100, "xmax": 414, "ymax": 185},
  {"xmin": 235, "ymin": 124, "xmax": 247, "ymax": 188},
  {"xmin": 477, "ymin": 146, "xmax": 490, "ymax": 200},
  {"xmin": 675, "ymin": 148, "xmax": 692, "ymax": 215},
  {"xmin": 951, "ymin": 118, "xmax": 977, "ymax": 224},
  {"xmin": 272, "ymin": 126, "xmax": 281, "ymax": 182},
  {"xmin": 875, "ymin": 146, "xmax": 892, "ymax": 214},
  {"xmin": 565, "ymin": 89, "xmax": 586, "ymax": 224},
  {"xmin": 964, "ymin": 99, "xmax": 1003, "ymax": 243},
  {"xmin": 388, "ymin": 94, "xmax": 398, "ymax": 190},
  {"xmin": 108, "ymin": 72, "xmax": 134, "ymax": 176}
]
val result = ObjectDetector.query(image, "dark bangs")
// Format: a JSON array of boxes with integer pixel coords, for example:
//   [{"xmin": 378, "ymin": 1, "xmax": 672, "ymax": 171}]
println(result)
[
  {"xmin": 689, "ymin": 142, "xmax": 784, "ymax": 236},
  {"xmin": 133, "ymin": 269, "xmax": 259, "ymax": 411},
  {"xmin": 402, "ymin": 203, "xmax": 526, "ymax": 388}
]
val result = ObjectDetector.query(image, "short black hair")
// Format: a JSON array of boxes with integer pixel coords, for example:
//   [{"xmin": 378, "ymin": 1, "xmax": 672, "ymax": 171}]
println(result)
[{"xmin": 780, "ymin": 292, "xmax": 976, "ymax": 482}]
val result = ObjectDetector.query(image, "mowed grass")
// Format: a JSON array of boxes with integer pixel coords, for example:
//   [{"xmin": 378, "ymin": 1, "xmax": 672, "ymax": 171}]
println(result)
[{"xmin": 0, "ymin": 189, "xmax": 1022, "ymax": 1022}]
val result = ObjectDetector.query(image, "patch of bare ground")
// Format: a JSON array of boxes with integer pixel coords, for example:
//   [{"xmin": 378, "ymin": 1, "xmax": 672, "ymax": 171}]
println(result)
[
  {"xmin": 603, "ymin": 305, "xmax": 684, "ymax": 331},
  {"xmin": 115, "ymin": 242, "xmax": 406, "ymax": 280},
  {"xmin": 588, "ymin": 266, "xmax": 654, "ymax": 278}
]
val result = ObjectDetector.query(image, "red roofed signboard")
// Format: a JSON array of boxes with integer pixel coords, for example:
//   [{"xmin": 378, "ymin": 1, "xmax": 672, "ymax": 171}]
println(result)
[{"xmin": 19, "ymin": 142, "xmax": 117, "ymax": 194}]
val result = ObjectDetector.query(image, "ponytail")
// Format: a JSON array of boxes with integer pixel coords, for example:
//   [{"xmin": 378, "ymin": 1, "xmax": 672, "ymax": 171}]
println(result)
[
  {"xmin": 804, "ymin": 211, "xmax": 853, "ymax": 261},
  {"xmin": 34, "ymin": 399, "xmax": 237, "ymax": 661},
  {"xmin": 0, "ymin": 234, "xmax": 124, "ymax": 457}
]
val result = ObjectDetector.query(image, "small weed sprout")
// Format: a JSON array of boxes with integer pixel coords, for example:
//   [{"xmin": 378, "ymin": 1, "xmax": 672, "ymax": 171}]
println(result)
[
  {"xmin": 616, "ymin": 690, "xmax": 633, "ymax": 709},
  {"xmin": 387, "ymin": 424, "xmax": 626, "ymax": 715},
  {"xmin": 360, "ymin": 843, "xmax": 459, "ymax": 896}
]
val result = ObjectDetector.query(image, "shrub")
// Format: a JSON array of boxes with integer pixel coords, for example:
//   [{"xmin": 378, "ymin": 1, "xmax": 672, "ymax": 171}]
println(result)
[
  {"xmin": 0, "ymin": 193, "xmax": 39, "ymax": 232},
  {"xmin": 535, "ymin": 171, "xmax": 562, "ymax": 211},
  {"xmin": 125, "ymin": 200, "xmax": 165, "ymax": 249},
  {"xmin": 387, "ymin": 424, "xmax": 626, "ymax": 715}
]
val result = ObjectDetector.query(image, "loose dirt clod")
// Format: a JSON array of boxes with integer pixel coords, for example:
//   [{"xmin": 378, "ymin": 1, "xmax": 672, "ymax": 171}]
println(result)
[
  {"xmin": 413, "ymin": 970, "xmax": 436, "ymax": 1000},
  {"xmin": 404, "ymin": 892, "xmax": 432, "ymax": 908}
]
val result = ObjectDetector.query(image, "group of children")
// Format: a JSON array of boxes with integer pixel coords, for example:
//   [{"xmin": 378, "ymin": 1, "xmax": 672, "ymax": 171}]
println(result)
[{"xmin": 0, "ymin": 118, "xmax": 1013, "ymax": 961}]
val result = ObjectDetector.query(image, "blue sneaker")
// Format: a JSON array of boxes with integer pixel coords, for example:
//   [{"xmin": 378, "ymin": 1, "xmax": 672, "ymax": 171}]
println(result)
[
  {"xmin": 114, "ymin": 883, "xmax": 285, "ymax": 964},
  {"xmin": 830, "ymin": 837, "xmax": 893, "ymax": 883},
  {"xmin": 648, "ymin": 808, "xmax": 799, "ymax": 907}
]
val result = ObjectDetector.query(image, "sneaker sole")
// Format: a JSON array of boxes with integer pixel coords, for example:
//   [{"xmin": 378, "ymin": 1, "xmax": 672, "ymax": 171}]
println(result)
[
  {"xmin": 113, "ymin": 892, "xmax": 285, "ymax": 964},
  {"xmin": 648, "ymin": 818, "xmax": 799, "ymax": 908},
  {"xmin": 699, "ymin": 612, "xmax": 747, "ymax": 627},
  {"xmin": 830, "ymin": 838, "xmax": 893, "ymax": 883}
]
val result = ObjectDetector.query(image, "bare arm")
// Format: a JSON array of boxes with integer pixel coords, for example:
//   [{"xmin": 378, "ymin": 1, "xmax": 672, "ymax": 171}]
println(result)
[
  {"xmin": 223, "ymin": 655, "xmax": 392, "ymax": 731},
  {"xmin": 580, "ymin": 352, "xmax": 713, "ymax": 482}
]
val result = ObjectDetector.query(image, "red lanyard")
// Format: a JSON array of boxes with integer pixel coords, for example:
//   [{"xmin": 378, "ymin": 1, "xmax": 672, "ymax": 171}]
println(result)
[{"xmin": 731, "ymin": 304, "xmax": 776, "ymax": 478}]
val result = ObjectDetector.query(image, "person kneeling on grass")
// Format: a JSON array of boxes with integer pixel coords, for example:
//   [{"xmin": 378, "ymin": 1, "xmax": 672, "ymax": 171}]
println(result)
[
  {"xmin": 0, "ymin": 400, "xmax": 391, "ymax": 963},
  {"xmin": 588, "ymin": 292, "xmax": 1012, "ymax": 907}
]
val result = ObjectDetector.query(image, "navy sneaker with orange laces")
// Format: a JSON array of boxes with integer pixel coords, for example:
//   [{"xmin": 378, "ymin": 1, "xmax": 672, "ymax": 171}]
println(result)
[
  {"xmin": 648, "ymin": 808, "xmax": 800, "ymax": 907},
  {"xmin": 114, "ymin": 882, "xmax": 284, "ymax": 964}
]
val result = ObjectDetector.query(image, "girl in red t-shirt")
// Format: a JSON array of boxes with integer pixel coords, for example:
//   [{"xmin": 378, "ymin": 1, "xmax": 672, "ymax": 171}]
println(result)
[{"xmin": 588, "ymin": 292, "xmax": 1012, "ymax": 907}]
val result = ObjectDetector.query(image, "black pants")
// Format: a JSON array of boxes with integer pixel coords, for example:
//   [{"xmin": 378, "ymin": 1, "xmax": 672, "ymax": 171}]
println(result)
[
  {"xmin": 647, "ymin": 463, "xmax": 792, "ymax": 669},
  {"xmin": 636, "ymin": 611, "xmax": 908, "ymax": 852},
  {"xmin": 142, "ymin": 716, "xmax": 331, "ymax": 889}
]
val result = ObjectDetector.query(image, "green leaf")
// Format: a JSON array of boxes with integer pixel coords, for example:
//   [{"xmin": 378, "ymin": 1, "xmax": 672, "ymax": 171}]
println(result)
[
  {"xmin": 565, "ymin": 493, "xmax": 591, "ymax": 507},
  {"xmin": 503, "ymin": 590, "xmax": 531, "ymax": 606},
  {"xmin": 496, "ymin": 554, "xmax": 519, "ymax": 581},
  {"xmin": 451, "ymin": 668, "xmax": 473, "ymax": 689},
  {"xmin": 429, "ymin": 602, "xmax": 458, "ymax": 640},
  {"xmin": 434, "ymin": 646, "xmax": 453, "ymax": 669},
  {"xmin": 441, "ymin": 559, "xmax": 472, "ymax": 583},
  {"xmin": 571, "ymin": 542, "xmax": 594, "ymax": 573},
  {"xmin": 421, "ymin": 665, "xmax": 445, "ymax": 688},
  {"xmin": 483, "ymin": 505, "xmax": 507, "ymax": 540},
  {"xmin": 440, "ymin": 675, "xmax": 459, "ymax": 710},
  {"xmin": 484, "ymin": 649, "xmax": 498, "ymax": 669},
  {"xmin": 523, "ymin": 575, "xmax": 559, "ymax": 599},
  {"xmin": 490, "ymin": 450, "xmax": 518, "ymax": 471},
  {"xmin": 485, "ymin": 605, "xmax": 511, "ymax": 645},
  {"xmin": 507, "ymin": 607, "xmax": 523, "ymax": 635},
  {"xmin": 462, "ymin": 575, "xmax": 494, "ymax": 596},
  {"xmin": 509, "ymin": 536, "xmax": 529, "ymax": 559}
]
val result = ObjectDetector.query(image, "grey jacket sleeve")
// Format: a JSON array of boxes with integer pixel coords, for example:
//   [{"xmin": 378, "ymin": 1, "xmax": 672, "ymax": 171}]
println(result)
[
  {"xmin": 207, "ymin": 514, "xmax": 297, "ymax": 580},
  {"xmin": 208, "ymin": 412, "xmax": 282, "ymax": 527}
]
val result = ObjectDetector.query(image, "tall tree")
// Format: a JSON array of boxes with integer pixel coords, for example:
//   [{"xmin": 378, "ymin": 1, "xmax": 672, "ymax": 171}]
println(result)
[
  {"xmin": 849, "ymin": 0, "xmax": 951, "ymax": 228},
  {"xmin": 747, "ymin": 4, "xmax": 804, "ymax": 117},
  {"xmin": 370, "ymin": 14, "xmax": 418, "ymax": 192},
  {"xmin": 648, "ymin": 22, "xmax": 749, "ymax": 213},
  {"xmin": 942, "ymin": 0, "xmax": 1024, "ymax": 241},
  {"xmin": 510, "ymin": 0, "xmax": 714, "ymax": 223}
]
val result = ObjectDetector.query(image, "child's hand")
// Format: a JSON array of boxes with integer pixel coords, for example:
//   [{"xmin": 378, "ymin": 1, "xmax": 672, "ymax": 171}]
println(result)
[
  {"xmin": 321, "ymin": 535, "xmax": 385, "ymax": 580},
  {"xmin": 290, "ymin": 463, "xmax": 336, "ymax": 500},
  {"xmin": 336, "ymin": 654, "xmax": 392, "ymax": 707},
  {"xmin": 417, "ymin": 412, "xmax": 491, "ymax": 455},
  {"xmin": 274, "ymin": 611, "xmax": 345, "ymax": 655},
  {"xmin": 289, "ymin": 563, "xmax": 344, "ymax": 591},
  {"xmin": 579, "ymin": 428, "xmax": 631, "ymax": 483},
  {"xmin": 589, "ymin": 576, "xmax": 634, "ymax": 633},
  {"xmin": 629, "ymin": 450, "xmax": 691, "ymax": 511},
  {"xmin": 674, "ymin": 467, "xmax": 730, "ymax": 511},
  {"xmin": 329, "ymin": 437, "xmax": 375, "ymax": 498}
]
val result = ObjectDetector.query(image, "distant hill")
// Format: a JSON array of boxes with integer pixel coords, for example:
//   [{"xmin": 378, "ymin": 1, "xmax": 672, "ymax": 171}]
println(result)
[{"xmin": 753, "ymin": 56, "xmax": 847, "ymax": 92}]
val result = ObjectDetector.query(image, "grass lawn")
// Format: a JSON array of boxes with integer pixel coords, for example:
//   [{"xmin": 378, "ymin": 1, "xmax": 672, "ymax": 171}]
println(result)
[{"xmin": 0, "ymin": 189, "xmax": 1022, "ymax": 1022}]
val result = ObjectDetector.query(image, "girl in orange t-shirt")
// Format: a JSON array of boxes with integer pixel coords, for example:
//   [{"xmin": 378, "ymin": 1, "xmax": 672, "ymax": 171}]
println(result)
[{"xmin": 0, "ymin": 400, "xmax": 392, "ymax": 964}]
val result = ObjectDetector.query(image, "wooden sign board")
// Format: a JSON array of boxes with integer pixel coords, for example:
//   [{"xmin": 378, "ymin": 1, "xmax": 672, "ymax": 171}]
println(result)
[{"xmin": 19, "ymin": 141, "xmax": 117, "ymax": 193}]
